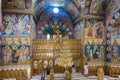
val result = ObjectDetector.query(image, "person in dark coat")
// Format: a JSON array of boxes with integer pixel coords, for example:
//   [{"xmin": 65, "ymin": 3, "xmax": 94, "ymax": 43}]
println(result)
[
  {"xmin": 46, "ymin": 67, "xmax": 50, "ymax": 80},
  {"xmin": 47, "ymin": 67, "xmax": 50, "ymax": 75}
]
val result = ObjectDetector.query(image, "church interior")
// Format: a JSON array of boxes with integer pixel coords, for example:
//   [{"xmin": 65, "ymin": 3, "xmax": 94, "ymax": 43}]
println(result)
[{"xmin": 0, "ymin": 0, "xmax": 120, "ymax": 80}]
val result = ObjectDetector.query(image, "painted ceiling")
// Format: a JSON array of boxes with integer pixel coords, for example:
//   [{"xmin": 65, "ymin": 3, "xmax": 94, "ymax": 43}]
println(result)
[
  {"xmin": 2, "ymin": 0, "xmax": 111, "ymax": 23},
  {"xmin": 33, "ymin": 0, "xmax": 109, "ymax": 23}
]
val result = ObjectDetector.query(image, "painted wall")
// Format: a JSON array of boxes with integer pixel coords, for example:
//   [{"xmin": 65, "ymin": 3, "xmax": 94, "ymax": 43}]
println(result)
[
  {"xmin": 1, "ymin": 13, "xmax": 31, "ymax": 65},
  {"xmin": 2, "ymin": 0, "xmax": 32, "ymax": 10},
  {"xmin": 36, "ymin": 7, "xmax": 74, "ymax": 39},
  {"xmin": 1, "ymin": 38, "xmax": 30, "ymax": 65},
  {"xmin": 84, "ymin": 0, "xmax": 92, "ymax": 14},
  {"xmin": 74, "ymin": 21, "xmax": 84, "ymax": 39},
  {"xmin": 32, "ymin": 0, "xmax": 37, "ymax": 10},
  {"xmin": 84, "ymin": 19, "xmax": 105, "ymax": 62},
  {"xmin": 106, "ymin": 0, "xmax": 120, "ymax": 63},
  {"xmin": 0, "ymin": 0, "xmax": 2, "ymax": 65},
  {"xmin": 32, "ymin": 17, "xmax": 36, "ymax": 39},
  {"xmin": 2, "ymin": 13, "xmax": 30, "ymax": 37},
  {"xmin": 84, "ymin": 0, "xmax": 107, "ymax": 15},
  {"xmin": 90, "ymin": 0, "xmax": 101, "ymax": 14},
  {"xmin": 25, "ymin": 0, "xmax": 32, "ymax": 9}
]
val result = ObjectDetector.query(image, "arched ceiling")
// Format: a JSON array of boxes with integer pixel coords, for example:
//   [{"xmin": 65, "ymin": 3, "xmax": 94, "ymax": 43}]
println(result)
[
  {"xmin": 33, "ymin": 0, "xmax": 85, "ymax": 22},
  {"xmin": 33, "ymin": 0, "xmax": 108, "ymax": 23}
]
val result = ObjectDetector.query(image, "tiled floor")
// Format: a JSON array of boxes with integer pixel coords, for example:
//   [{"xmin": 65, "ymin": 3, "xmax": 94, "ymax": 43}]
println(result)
[{"xmin": 31, "ymin": 73, "xmax": 120, "ymax": 80}]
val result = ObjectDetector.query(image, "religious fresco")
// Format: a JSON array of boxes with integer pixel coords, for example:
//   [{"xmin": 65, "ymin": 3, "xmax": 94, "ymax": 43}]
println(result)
[
  {"xmin": 84, "ymin": 0, "xmax": 92, "ymax": 14},
  {"xmin": 0, "ymin": 38, "xmax": 30, "ymax": 65},
  {"xmin": 74, "ymin": 21, "xmax": 84, "ymax": 39},
  {"xmin": 66, "ymin": 2, "xmax": 79, "ymax": 20},
  {"xmin": 2, "ymin": 0, "xmax": 25, "ymax": 9},
  {"xmin": 84, "ymin": 19, "xmax": 106, "ymax": 62},
  {"xmin": 37, "ymin": 7, "xmax": 74, "ymax": 39},
  {"xmin": 0, "ymin": 45, "xmax": 1, "ymax": 65},
  {"xmin": 106, "ymin": 0, "xmax": 120, "ymax": 15},
  {"xmin": 2, "ymin": 13, "xmax": 30, "ymax": 37},
  {"xmin": 110, "ymin": 17, "xmax": 120, "ymax": 39},
  {"xmin": 25, "ymin": 0, "xmax": 32, "ymax": 9},
  {"xmin": 33, "ymin": 0, "xmax": 107, "ymax": 22},
  {"xmin": 85, "ymin": 19, "xmax": 105, "ymax": 38},
  {"xmin": 33, "ymin": 0, "xmax": 81, "ymax": 21},
  {"xmin": 90, "ymin": 0, "xmax": 108, "ymax": 15},
  {"xmin": 0, "ymin": 0, "xmax": 2, "ymax": 65},
  {"xmin": 32, "ymin": 17, "xmax": 36, "ymax": 39},
  {"xmin": 32, "ymin": 0, "xmax": 37, "ymax": 9},
  {"xmin": 73, "ymin": 0, "xmax": 86, "ymax": 9},
  {"xmin": 37, "ymin": 17, "xmax": 74, "ymax": 39},
  {"xmin": 2, "ymin": 0, "xmax": 32, "ymax": 9},
  {"xmin": 73, "ymin": 0, "xmax": 86, "ymax": 16},
  {"xmin": 0, "ymin": 0, "xmax": 1, "ymax": 26},
  {"xmin": 83, "ymin": 0, "xmax": 108, "ymax": 15},
  {"xmin": 111, "ymin": 39, "xmax": 120, "ymax": 63},
  {"xmin": 1, "ymin": 38, "xmax": 30, "ymax": 45},
  {"xmin": 84, "ymin": 38, "xmax": 106, "ymax": 62},
  {"xmin": 90, "ymin": 0, "xmax": 101, "ymax": 14},
  {"xmin": 85, "ymin": 43, "xmax": 105, "ymax": 62},
  {"xmin": 106, "ymin": 0, "xmax": 120, "ymax": 63}
]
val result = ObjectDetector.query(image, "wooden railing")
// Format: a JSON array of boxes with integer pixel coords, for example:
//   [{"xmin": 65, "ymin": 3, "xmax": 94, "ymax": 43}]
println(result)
[
  {"xmin": 87, "ymin": 62, "xmax": 120, "ymax": 77},
  {"xmin": 0, "ymin": 69, "xmax": 27, "ymax": 80},
  {"xmin": 0, "ymin": 65, "xmax": 30, "ymax": 79},
  {"xmin": 107, "ymin": 66, "xmax": 120, "ymax": 77}
]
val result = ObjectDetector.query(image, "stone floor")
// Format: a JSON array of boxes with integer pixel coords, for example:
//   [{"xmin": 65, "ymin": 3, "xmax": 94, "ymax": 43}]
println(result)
[{"xmin": 30, "ymin": 73, "xmax": 120, "ymax": 80}]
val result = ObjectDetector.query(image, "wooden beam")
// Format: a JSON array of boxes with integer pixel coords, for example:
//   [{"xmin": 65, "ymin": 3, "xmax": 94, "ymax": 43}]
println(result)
[
  {"xmin": 73, "ymin": 15, "xmax": 82, "ymax": 25},
  {"xmin": 2, "ymin": 8, "xmax": 38, "ymax": 23},
  {"xmin": 82, "ymin": 14, "xmax": 105, "ymax": 20},
  {"xmin": 2, "ymin": 9, "xmax": 34, "ymax": 15},
  {"xmin": 74, "ymin": 14, "xmax": 105, "ymax": 25}
]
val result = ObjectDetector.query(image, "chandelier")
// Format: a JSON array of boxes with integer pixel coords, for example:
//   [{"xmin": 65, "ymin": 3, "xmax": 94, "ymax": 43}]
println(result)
[{"xmin": 56, "ymin": 42, "xmax": 73, "ymax": 68}]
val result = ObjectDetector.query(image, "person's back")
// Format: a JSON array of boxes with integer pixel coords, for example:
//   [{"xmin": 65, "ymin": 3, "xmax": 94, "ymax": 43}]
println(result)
[
  {"xmin": 84, "ymin": 62, "xmax": 88, "ymax": 77},
  {"xmin": 46, "ymin": 68, "xmax": 50, "ymax": 80},
  {"xmin": 47, "ymin": 68, "xmax": 50, "ymax": 75},
  {"xmin": 41, "ymin": 71, "xmax": 45, "ymax": 80}
]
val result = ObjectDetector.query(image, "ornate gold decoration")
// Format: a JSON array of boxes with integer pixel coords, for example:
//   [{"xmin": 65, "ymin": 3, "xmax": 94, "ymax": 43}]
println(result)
[
  {"xmin": 57, "ymin": 42, "xmax": 73, "ymax": 68},
  {"xmin": 5, "ymin": 46, "xmax": 10, "ymax": 49},
  {"xmin": 44, "ymin": 60, "xmax": 48, "ymax": 68},
  {"xmin": 12, "ymin": 45, "xmax": 17, "ymax": 50},
  {"xmin": 21, "ymin": 46, "xmax": 25, "ymax": 49},
  {"xmin": 32, "ymin": 36, "xmax": 81, "ymax": 74},
  {"xmin": 49, "ymin": 60, "xmax": 53, "ymax": 67},
  {"xmin": 82, "ymin": 14, "xmax": 105, "ymax": 20}
]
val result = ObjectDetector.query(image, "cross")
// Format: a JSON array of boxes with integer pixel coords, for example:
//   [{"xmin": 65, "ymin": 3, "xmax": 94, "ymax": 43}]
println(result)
[{"xmin": 55, "ymin": 29, "xmax": 61, "ymax": 35}]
